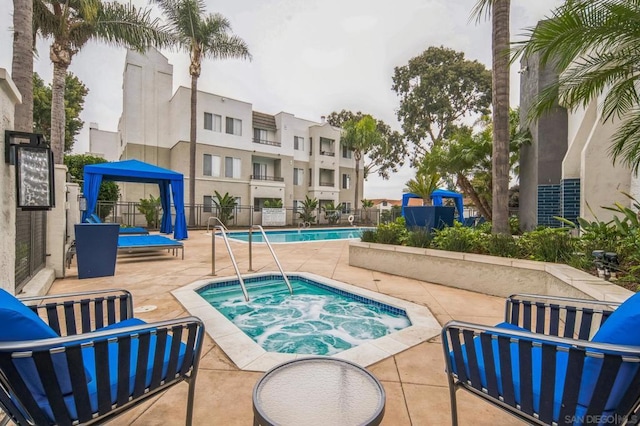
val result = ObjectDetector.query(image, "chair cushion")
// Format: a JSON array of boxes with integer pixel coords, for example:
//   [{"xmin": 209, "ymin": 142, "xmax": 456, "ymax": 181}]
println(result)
[{"xmin": 34, "ymin": 319, "xmax": 188, "ymax": 422}]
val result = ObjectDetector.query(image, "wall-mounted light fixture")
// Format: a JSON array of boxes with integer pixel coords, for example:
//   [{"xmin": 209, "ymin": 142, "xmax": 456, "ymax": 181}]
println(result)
[{"xmin": 5, "ymin": 130, "xmax": 55, "ymax": 210}]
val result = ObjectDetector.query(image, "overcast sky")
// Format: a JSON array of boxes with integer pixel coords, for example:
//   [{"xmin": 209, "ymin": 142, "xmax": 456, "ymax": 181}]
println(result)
[{"xmin": 1, "ymin": 0, "xmax": 563, "ymax": 199}]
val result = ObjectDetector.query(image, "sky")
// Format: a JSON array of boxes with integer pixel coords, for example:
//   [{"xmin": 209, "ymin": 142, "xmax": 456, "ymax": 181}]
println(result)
[{"xmin": 0, "ymin": 0, "xmax": 563, "ymax": 200}]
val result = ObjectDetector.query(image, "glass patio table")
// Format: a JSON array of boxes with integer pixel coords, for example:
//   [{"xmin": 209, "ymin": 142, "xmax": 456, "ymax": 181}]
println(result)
[{"xmin": 252, "ymin": 357, "xmax": 386, "ymax": 426}]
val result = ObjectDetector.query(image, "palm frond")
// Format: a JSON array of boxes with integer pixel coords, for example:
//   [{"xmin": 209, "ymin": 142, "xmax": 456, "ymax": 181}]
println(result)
[{"xmin": 469, "ymin": 0, "xmax": 493, "ymax": 24}]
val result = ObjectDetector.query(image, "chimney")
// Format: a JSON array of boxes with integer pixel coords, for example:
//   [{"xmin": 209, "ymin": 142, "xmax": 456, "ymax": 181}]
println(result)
[{"xmin": 320, "ymin": 116, "xmax": 326, "ymax": 123}]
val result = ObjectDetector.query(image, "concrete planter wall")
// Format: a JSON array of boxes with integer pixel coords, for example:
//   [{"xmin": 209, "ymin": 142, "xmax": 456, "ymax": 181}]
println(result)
[{"xmin": 349, "ymin": 241, "xmax": 632, "ymax": 303}]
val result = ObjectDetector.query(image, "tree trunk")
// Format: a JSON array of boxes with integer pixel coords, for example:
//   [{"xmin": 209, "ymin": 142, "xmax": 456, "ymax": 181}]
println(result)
[
  {"xmin": 50, "ymin": 42, "xmax": 71, "ymax": 164},
  {"xmin": 189, "ymin": 73, "xmax": 198, "ymax": 227},
  {"xmin": 354, "ymin": 151, "xmax": 361, "ymax": 211},
  {"xmin": 457, "ymin": 173, "xmax": 492, "ymax": 221},
  {"xmin": 11, "ymin": 0, "xmax": 33, "ymax": 132},
  {"xmin": 491, "ymin": 0, "xmax": 511, "ymax": 234}
]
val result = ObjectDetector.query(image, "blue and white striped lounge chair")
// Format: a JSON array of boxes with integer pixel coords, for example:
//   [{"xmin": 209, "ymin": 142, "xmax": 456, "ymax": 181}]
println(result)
[
  {"xmin": 443, "ymin": 293, "xmax": 640, "ymax": 426},
  {"xmin": 0, "ymin": 288, "xmax": 203, "ymax": 425}
]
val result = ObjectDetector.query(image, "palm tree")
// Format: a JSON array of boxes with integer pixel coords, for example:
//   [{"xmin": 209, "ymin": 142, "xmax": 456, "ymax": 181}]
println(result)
[
  {"xmin": 12, "ymin": 0, "xmax": 34, "ymax": 132},
  {"xmin": 471, "ymin": 0, "xmax": 511, "ymax": 234},
  {"xmin": 517, "ymin": 0, "xmax": 640, "ymax": 173},
  {"xmin": 155, "ymin": 0, "xmax": 251, "ymax": 227},
  {"xmin": 340, "ymin": 115, "xmax": 383, "ymax": 211},
  {"xmin": 33, "ymin": 0, "xmax": 171, "ymax": 164},
  {"xmin": 404, "ymin": 171, "xmax": 442, "ymax": 205}
]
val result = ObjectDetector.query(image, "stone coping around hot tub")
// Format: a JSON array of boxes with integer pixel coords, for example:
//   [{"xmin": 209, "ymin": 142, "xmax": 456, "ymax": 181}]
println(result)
[
  {"xmin": 172, "ymin": 271, "xmax": 441, "ymax": 372},
  {"xmin": 349, "ymin": 241, "xmax": 633, "ymax": 303}
]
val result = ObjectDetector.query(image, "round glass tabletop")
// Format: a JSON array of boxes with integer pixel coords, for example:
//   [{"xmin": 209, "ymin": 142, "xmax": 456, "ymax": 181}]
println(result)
[{"xmin": 253, "ymin": 357, "xmax": 386, "ymax": 426}]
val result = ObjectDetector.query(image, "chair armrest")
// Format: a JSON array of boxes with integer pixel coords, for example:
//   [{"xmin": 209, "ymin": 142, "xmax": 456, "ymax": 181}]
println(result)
[
  {"xmin": 19, "ymin": 289, "xmax": 134, "ymax": 336},
  {"xmin": 504, "ymin": 293, "xmax": 619, "ymax": 340}
]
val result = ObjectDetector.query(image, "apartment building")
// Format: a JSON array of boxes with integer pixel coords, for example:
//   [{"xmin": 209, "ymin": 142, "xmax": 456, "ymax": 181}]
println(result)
[{"xmin": 90, "ymin": 48, "xmax": 363, "ymax": 225}]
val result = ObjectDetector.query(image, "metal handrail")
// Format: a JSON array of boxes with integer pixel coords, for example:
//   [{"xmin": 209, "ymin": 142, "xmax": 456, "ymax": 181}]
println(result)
[
  {"xmin": 207, "ymin": 216, "xmax": 228, "ymax": 234},
  {"xmin": 249, "ymin": 225, "xmax": 293, "ymax": 295},
  {"xmin": 212, "ymin": 225, "xmax": 249, "ymax": 301}
]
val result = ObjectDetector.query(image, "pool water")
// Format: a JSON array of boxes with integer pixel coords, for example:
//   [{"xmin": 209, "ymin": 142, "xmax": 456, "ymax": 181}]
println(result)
[
  {"xmin": 197, "ymin": 276, "xmax": 411, "ymax": 356},
  {"xmin": 225, "ymin": 227, "xmax": 370, "ymax": 243}
]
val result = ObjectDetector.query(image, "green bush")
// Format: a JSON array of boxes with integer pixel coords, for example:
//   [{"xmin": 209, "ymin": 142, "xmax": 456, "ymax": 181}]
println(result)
[
  {"xmin": 509, "ymin": 215, "xmax": 521, "ymax": 235},
  {"xmin": 375, "ymin": 218, "xmax": 408, "ymax": 245},
  {"xmin": 432, "ymin": 223, "xmax": 484, "ymax": 253},
  {"xmin": 137, "ymin": 195, "xmax": 161, "ymax": 228},
  {"xmin": 517, "ymin": 227, "xmax": 576, "ymax": 263},
  {"xmin": 360, "ymin": 229, "xmax": 377, "ymax": 243},
  {"xmin": 406, "ymin": 227, "xmax": 433, "ymax": 248},
  {"xmin": 483, "ymin": 233, "xmax": 520, "ymax": 258}
]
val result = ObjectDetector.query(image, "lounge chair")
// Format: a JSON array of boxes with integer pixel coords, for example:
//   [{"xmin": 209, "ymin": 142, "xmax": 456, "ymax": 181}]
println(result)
[
  {"xmin": 118, "ymin": 235, "xmax": 184, "ymax": 259},
  {"xmin": 442, "ymin": 293, "xmax": 640, "ymax": 425},
  {"xmin": 85, "ymin": 213, "xmax": 149, "ymax": 235},
  {"xmin": 0, "ymin": 288, "xmax": 203, "ymax": 425}
]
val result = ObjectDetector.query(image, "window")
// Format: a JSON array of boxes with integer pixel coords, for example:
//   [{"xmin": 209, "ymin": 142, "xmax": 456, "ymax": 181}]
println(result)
[
  {"xmin": 342, "ymin": 173, "xmax": 351, "ymax": 189},
  {"xmin": 226, "ymin": 117, "xmax": 242, "ymax": 136},
  {"xmin": 294, "ymin": 136, "xmax": 304, "ymax": 151},
  {"xmin": 308, "ymin": 168, "xmax": 312, "ymax": 186},
  {"xmin": 234, "ymin": 197, "xmax": 242, "ymax": 208},
  {"xmin": 254, "ymin": 128, "xmax": 267, "ymax": 143},
  {"xmin": 293, "ymin": 200, "xmax": 300, "ymax": 213},
  {"xmin": 204, "ymin": 113, "xmax": 221, "ymax": 131},
  {"xmin": 309, "ymin": 138, "xmax": 313, "ymax": 155},
  {"xmin": 382, "ymin": 201, "xmax": 388, "ymax": 207},
  {"xmin": 342, "ymin": 145, "xmax": 352, "ymax": 159},
  {"xmin": 203, "ymin": 195, "xmax": 213, "ymax": 213},
  {"xmin": 225, "ymin": 157, "xmax": 241, "ymax": 178},
  {"xmin": 342, "ymin": 202, "xmax": 351, "ymax": 213},
  {"xmin": 203, "ymin": 154, "xmax": 220, "ymax": 177},
  {"xmin": 253, "ymin": 162, "xmax": 267, "ymax": 179},
  {"xmin": 293, "ymin": 168, "xmax": 304, "ymax": 185}
]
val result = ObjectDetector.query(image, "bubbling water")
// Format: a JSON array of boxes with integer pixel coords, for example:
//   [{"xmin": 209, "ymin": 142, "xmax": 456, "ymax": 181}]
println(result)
[{"xmin": 212, "ymin": 288, "xmax": 411, "ymax": 356}]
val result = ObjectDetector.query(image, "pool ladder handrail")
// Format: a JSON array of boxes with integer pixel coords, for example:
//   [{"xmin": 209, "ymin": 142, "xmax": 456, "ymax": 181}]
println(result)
[
  {"xmin": 249, "ymin": 225, "xmax": 293, "ymax": 295},
  {"xmin": 214, "ymin": 225, "xmax": 249, "ymax": 302},
  {"xmin": 207, "ymin": 217, "xmax": 229, "ymax": 235}
]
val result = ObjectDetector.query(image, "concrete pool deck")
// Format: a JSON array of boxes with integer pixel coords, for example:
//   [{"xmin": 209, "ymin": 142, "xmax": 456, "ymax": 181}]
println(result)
[{"xmin": 50, "ymin": 230, "xmax": 523, "ymax": 425}]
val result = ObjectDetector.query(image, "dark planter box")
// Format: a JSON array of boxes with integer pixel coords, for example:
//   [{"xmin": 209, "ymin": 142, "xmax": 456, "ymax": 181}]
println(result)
[
  {"xmin": 74, "ymin": 223, "xmax": 119, "ymax": 279},
  {"xmin": 404, "ymin": 206, "xmax": 455, "ymax": 230}
]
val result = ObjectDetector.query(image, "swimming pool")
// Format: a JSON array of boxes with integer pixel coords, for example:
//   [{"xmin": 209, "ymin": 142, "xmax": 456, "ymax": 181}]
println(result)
[
  {"xmin": 172, "ymin": 272, "xmax": 441, "ymax": 371},
  {"xmin": 225, "ymin": 227, "xmax": 371, "ymax": 243},
  {"xmin": 197, "ymin": 276, "xmax": 411, "ymax": 356}
]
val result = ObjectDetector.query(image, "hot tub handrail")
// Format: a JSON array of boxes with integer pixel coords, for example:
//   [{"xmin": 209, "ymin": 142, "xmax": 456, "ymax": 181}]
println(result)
[
  {"xmin": 214, "ymin": 225, "xmax": 249, "ymax": 302},
  {"xmin": 207, "ymin": 217, "xmax": 229, "ymax": 235},
  {"xmin": 250, "ymin": 225, "xmax": 293, "ymax": 295}
]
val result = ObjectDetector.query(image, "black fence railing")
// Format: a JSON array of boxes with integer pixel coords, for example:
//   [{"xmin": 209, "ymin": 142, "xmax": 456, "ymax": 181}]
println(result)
[
  {"xmin": 320, "ymin": 150, "xmax": 335, "ymax": 157},
  {"xmin": 319, "ymin": 182, "xmax": 335, "ymax": 187},
  {"xmin": 250, "ymin": 175, "xmax": 285, "ymax": 182},
  {"xmin": 252, "ymin": 138, "xmax": 281, "ymax": 147}
]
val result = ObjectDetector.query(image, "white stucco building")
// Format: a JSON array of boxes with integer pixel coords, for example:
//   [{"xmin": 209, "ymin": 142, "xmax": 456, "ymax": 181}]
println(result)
[{"xmin": 90, "ymin": 48, "xmax": 363, "ymax": 225}]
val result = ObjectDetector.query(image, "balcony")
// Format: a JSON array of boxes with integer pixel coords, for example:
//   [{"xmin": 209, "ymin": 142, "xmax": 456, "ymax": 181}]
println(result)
[
  {"xmin": 251, "ymin": 175, "xmax": 284, "ymax": 182},
  {"xmin": 320, "ymin": 150, "xmax": 335, "ymax": 157},
  {"xmin": 253, "ymin": 138, "xmax": 281, "ymax": 147},
  {"xmin": 319, "ymin": 181, "xmax": 335, "ymax": 187}
]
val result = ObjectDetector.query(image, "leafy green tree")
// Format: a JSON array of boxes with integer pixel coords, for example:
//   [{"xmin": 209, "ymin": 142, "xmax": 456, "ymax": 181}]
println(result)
[
  {"xmin": 155, "ymin": 0, "xmax": 251, "ymax": 226},
  {"xmin": 517, "ymin": 0, "xmax": 640, "ymax": 173},
  {"xmin": 33, "ymin": 0, "xmax": 170, "ymax": 164},
  {"xmin": 212, "ymin": 190, "xmax": 237, "ymax": 225},
  {"xmin": 138, "ymin": 194, "xmax": 161, "ymax": 228},
  {"xmin": 33, "ymin": 72, "xmax": 88, "ymax": 152},
  {"xmin": 391, "ymin": 46, "xmax": 492, "ymax": 163},
  {"xmin": 298, "ymin": 195, "xmax": 318, "ymax": 224},
  {"xmin": 326, "ymin": 110, "xmax": 407, "ymax": 180},
  {"xmin": 64, "ymin": 154, "xmax": 120, "ymax": 219},
  {"xmin": 322, "ymin": 202, "xmax": 343, "ymax": 225},
  {"xmin": 471, "ymin": 0, "xmax": 512, "ymax": 234}
]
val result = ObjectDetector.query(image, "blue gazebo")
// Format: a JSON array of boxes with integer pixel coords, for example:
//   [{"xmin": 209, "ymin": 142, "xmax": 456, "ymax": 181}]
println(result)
[
  {"xmin": 401, "ymin": 189, "xmax": 465, "ymax": 223},
  {"xmin": 82, "ymin": 159, "xmax": 188, "ymax": 240}
]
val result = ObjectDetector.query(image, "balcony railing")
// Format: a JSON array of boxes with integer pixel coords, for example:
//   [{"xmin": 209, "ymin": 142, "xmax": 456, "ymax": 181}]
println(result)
[
  {"xmin": 253, "ymin": 138, "xmax": 281, "ymax": 147},
  {"xmin": 319, "ymin": 181, "xmax": 335, "ymax": 187},
  {"xmin": 250, "ymin": 175, "xmax": 285, "ymax": 182},
  {"xmin": 320, "ymin": 150, "xmax": 335, "ymax": 157}
]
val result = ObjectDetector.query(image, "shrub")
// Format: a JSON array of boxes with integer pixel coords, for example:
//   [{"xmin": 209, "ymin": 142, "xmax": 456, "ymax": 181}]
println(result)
[
  {"xmin": 137, "ymin": 195, "xmax": 161, "ymax": 228},
  {"xmin": 375, "ymin": 218, "xmax": 408, "ymax": 245},
  {"xmin": 483, "ymin": 233, "xmax": 520, "ymax": 258},
  {"xmin": 432, "ymin": 222, "xmax": 484, "ymax": 253},
  {"xmin": 517, "ymin": 227, "xmax": 576, "ymax": 263},
  {"xmin": 509, "ymin": 215, "xmax": 521, "ymax": 235},
  {"xmin": 360, "ymin": 229, "xmax": 377, "ymax": 243},
  {"xmin": 406, "ymin": 227, "xmax": 433, "ymax": 248}
]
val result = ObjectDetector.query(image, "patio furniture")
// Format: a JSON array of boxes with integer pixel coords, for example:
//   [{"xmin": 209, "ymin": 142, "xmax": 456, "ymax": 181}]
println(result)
[
  {"xmin": 85, "ymin": 213, "xmax": 149, "ymax": 235},
  {"xmin": 75, "ymin": 223, "xmax": 120, "ymax": 279},
  {"xmin": 0, "ymin": 288, "xmax": 204, "ymax": 425},
  {"xmin": 118, "ymin": 235, "xmax": 184, "ymax": 260},
  {"xmin": 442, "ymin": 293, "xmax": 640, "ymax": 426},
  {"xmin": 252, "ymin": 357, "xmax": 385, "ymax": 426}
]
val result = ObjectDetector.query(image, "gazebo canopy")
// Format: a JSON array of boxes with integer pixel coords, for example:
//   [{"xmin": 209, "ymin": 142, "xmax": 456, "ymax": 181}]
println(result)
[
  {"xmin": 82, "ymin": 159, "xmax": 188, "ymax": 240},
  {"xmin": 401, "ymin": 189, "xmax": 465, "ymax": 223}
]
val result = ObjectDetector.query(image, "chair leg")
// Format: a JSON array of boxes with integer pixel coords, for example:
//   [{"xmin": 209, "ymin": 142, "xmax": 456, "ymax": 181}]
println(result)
[
  {"xmin": 447, "ymin": 376, "xmax": 459, "ymax": 426},
  {"xmin": 186, "ymin": 378, "xmax": 197, "ymax": 426}
]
